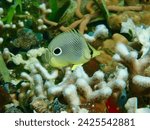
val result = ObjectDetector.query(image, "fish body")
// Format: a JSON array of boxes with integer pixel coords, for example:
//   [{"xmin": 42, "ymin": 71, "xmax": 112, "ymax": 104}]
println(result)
[{"xmin": 44, "ymin": 30, "xmax": 100, "ymax": 68}]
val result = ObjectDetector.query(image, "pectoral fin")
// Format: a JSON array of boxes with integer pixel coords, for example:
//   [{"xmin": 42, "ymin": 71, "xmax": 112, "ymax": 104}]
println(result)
[{"xmin": 72, "ymin": 64, "xmax": 83, "ymax": 70}]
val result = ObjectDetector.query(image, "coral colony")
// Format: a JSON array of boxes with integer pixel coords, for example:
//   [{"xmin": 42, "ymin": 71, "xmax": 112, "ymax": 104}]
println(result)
[{"xmin": 0, "ymin": 0, "xmax": 150, "ymax": 113}]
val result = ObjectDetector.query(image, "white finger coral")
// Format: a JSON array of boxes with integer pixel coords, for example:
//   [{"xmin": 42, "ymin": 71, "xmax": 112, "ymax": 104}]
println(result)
[
  {"xmin": 113, "ymin": 43, "xmax": 150, "ymax": 96},
  {"xmin": 6, "ymin": 46, "xmax": 129, "ymax": 113},
  {"xmin": 46, "ymin": 66, "xmax": 112, "ymax": 112},
  {"xmin": 125, "ymin": 97, "xmax": 137, "ymax": 113},
  {"xmin": 132, "ymin": 75, "xmax": 150, "ymax": 89},
  {"xmin": 84, "ymin": 24, "xmax": 109, "ymax": 42},
  {"xmin": 113, "ymin": 19, "xmax": 150, "ymax": 110},
  {"xmin": 125, "ymin": 97, "xmax": 150, "ymax": 113},
  {"xmin": 121, "ymin": 19, "xmax": 150, "ymax": 57},
  {"xmin": 107, "ymin": 67, "xmax": 128, "ymax": 91},
  {"xmin": 39, "ymin": 3, "xmax": 52, "ymax": 14},
  {"xmin": 46, "ymin": 65, "xmax": 128, "ymax": 112}
]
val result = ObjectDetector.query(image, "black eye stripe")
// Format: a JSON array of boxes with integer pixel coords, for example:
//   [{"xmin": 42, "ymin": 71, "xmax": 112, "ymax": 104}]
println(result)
[{"xmin": 87, "ymin": 44, "xmax": 93, "ymax": 58}]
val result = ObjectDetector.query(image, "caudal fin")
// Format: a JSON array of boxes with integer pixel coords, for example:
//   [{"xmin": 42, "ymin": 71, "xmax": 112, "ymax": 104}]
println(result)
[{"xmin": 88, "ymin": 44, "xmax": 100, "ymax": 58}]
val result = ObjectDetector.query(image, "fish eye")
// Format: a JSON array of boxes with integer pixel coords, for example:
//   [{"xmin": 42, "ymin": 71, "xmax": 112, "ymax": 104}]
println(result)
[{"xmin": 53, "ymin": 47, "xmax": 62, "ymax": 56}]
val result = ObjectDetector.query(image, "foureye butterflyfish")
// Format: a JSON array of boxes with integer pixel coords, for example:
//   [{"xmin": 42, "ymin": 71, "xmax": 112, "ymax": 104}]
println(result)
[{"xmin": 43, "ymin": 30, "xmax": 100, "ymax": 68}]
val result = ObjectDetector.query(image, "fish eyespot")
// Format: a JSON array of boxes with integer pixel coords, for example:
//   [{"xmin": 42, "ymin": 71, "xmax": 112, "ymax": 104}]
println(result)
[{"xmin": 53, "ymin": 47, "xmax": 62, "ymax": 56}]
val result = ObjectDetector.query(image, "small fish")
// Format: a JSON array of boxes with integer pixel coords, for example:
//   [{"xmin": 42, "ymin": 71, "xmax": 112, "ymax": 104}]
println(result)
[{"xmin": 43, "ymin": 30, "xmax": 100, "ymax": 68}]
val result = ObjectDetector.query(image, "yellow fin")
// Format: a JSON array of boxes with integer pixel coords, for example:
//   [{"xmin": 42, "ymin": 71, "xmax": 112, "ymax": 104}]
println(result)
[
  {"xmin": 71, "ymin": 64, "xmax": 83, "ymax": 70},
  {"xmin": 88, "ymin": 44, "xmax": 100, "ymax": 58}
]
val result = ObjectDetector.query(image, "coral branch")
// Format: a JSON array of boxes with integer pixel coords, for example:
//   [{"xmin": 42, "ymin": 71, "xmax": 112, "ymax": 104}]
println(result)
[
  {"xmin": 125, "ymin": 97, "xmax": 150, "ymax": 113},
  {"xmin": 79, "ymin": 13, "xmax": 99, "ymax": 34},
  {"xmin": 42, "ymin": 17, "xmax": 58, "ymax": 26},
  {"xmin": 114, "ymin": 43, "xmax": 150, "ymax": 96},
  {"xmin": 39, "ymin": 0, "xmax": 99, "ymax": 33},
  {"xmin": 75, "ymin": 0, "xmax": 84, "ymax": 18},
  {"xmin": 107, "ymin": 5, "xmax": 142, "ymax": 12},
  {"xmin": 57, "ymin": 19, "xmax": 83, "ymax": 32},
  {"xmin": 86, "ymin": 1, "xmax": 95, "ymax": 14},
  {"xmin": 132, "ymin": 75, "xmax": 150, "ymax": 88}
]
